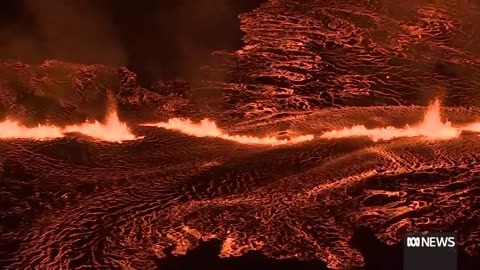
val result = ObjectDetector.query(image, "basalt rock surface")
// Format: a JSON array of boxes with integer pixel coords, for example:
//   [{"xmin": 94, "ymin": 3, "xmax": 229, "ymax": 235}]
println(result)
[{"xmin": 1, "ymin": 0, "xmax": 480, "ymax": 269}]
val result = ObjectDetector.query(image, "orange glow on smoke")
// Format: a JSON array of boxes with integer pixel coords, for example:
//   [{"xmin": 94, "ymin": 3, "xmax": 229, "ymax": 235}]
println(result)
[
  {"xmin": 0, "ymin": 119, "xmax": 64, "ymax": 139},
  {"xmin": 320, "ymin": 99, "xmax": 461, "ymax": 142},
  {"xmin": 142, "ymin": 118, "xmax": 314, "ymax": 145}
]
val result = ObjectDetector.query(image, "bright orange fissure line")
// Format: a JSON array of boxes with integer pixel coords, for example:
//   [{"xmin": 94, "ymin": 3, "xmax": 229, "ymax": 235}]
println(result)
[
  {"xmin": 0, "ymin": 109, "xmax": 138, "ymax": 143},
  {"xmin": 2, "ymin": 98, "xmax": 480, "ymax": 144},
  {"xmin": 142, "ymin": 98, "xmax": 480, "ymax": 144},
  {"xmin": 320, "ymin": 99, "xmax": 480, "ymax": 142}
]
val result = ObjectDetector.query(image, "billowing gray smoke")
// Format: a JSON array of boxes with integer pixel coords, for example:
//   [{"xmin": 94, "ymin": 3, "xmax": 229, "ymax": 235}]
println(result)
[
  {"xmin": 0, "ymin": 0, "xmax": 265, "ymax": 84},
  {"xmin": 0, "ymin": 0, "xmax": 126, "ymax": 65}
]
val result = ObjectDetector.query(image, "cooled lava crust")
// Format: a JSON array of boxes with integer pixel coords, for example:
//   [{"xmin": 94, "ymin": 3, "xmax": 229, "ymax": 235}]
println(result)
[{"xmin": 1, "ymin": 0, "xmax": 480, "ymax": 269}]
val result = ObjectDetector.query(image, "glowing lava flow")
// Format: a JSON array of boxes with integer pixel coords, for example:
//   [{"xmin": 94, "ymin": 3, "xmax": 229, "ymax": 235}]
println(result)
[
  {"xmin": 320, "ymin": 99, "xmax": 461, "ymax": 142},
  {"xmin": 142, "ymin": 118, "xmax": 314, "ymax": 145},
  {"xmin": 461, "ymin": 122, "xmax": 480, "ymax": 133},
  {"xmin": 0, "ymin": 98, "xmax": 138, "ymax": 142},
  {"xmin": 0, "ymin": 119, "xmax": 64, "ymax": 139},
  {"xmin": 63, "ymin": 110, "xmax": 139, "ymax": 142}
]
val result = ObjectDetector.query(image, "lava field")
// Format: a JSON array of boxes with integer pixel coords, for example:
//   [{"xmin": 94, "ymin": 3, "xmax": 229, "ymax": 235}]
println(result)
[{"xmin": 0, "ymin": 0, "xmax": 479, "ymax": 269}]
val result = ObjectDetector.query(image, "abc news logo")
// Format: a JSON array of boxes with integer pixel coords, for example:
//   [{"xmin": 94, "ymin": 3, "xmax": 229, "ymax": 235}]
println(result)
[
  {"xmin": 406, "ymin": 236, "xmax": 456, "ymax": 248},
  {"xmin": 404, "ymin": 233, "xmax": 457, "ymax": 270}
]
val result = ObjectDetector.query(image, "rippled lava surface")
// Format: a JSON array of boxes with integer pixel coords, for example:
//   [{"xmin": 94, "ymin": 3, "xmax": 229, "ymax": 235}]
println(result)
[{"xmin": 1, "ymin": 0, "xmax": 480, "ymax": 269}]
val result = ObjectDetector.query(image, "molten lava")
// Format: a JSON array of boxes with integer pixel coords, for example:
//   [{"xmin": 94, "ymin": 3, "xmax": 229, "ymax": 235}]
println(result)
[
  {"xmin": 461, "ymin": 122, "xmax": 480, "ymax": 133},
  {"xmin": 0, "ymin": 99, "xmax": 138, "ymax": 142},
  {"xmin": 63, "ymin": 110, "xmax": 138, "ymax": 142},
  {"xmin": 0, "ymin": 119, "xmax": 64, "ymax": 139},
  {"xmin": 142, "ymin": 118, "xmax": 314, "ymax": 145},
  {"xmin": 320, "ymin": 99, "xmax": 461, "ymax": 142},
  {"xmin": 2, "ymin": 98, "xmax": 480, "ymax": 144}
]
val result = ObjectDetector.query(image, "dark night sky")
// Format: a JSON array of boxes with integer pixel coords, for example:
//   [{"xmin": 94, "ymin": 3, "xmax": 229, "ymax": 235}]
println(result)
[{"xmin": 0, "ymin": 0, "xmax": 264, "ymax": 84}]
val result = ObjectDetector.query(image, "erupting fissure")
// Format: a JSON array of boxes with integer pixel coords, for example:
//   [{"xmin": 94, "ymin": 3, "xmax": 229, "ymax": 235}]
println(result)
[
  {"xmin": 62, "ymin": 110, "xmax": 139, "ymax": 142},
  {"xmin": 0, "ymin": 98, "xmax": 138, "ymax": 142},
  {"xmin": 0, "ymin": 120, "xmax": 64, "ymax": 139},
  {"xmin": 142, "ymin": 118, "xmax": 315, "ymax": 145},
  {"xmin": 142, "ymin": 98, "xmax": 480, "ymax": 144},
  {"xmin": 321, "ymin": 99, "xmax": 480, "ymax": 141},
  {"xmin": 2, "ymin": 98, "xmax": 480, "ymax": 144}
]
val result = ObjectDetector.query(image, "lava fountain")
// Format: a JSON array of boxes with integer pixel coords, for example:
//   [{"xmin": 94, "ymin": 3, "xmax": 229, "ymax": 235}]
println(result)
[
  {"xmin": 63, "ymin": 94, "xmax": 139, "ymax": 142},
  {"xmin": 320, "ymin": 99, "xmax": 461, "ymax": 142},
  {"xmin": 142, "ymin": 118, "xmax": 314, "ymax": 145},
  {"xmin": 63, "ymin": 111, "xmax": 138, "ymax": 142},
  {"xmin": 0, "ymin": 94, "xmax": 139, "ymax": 142}
]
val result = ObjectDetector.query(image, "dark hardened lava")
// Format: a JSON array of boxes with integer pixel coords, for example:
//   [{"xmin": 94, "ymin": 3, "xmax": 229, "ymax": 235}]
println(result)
[
  {"xmin": 227, "ymin": 0, "xmax": 480, "ymax": 120},
  {"xmin": 1, "ymin": 0, "xmax": 480, "ymax": 270}
]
